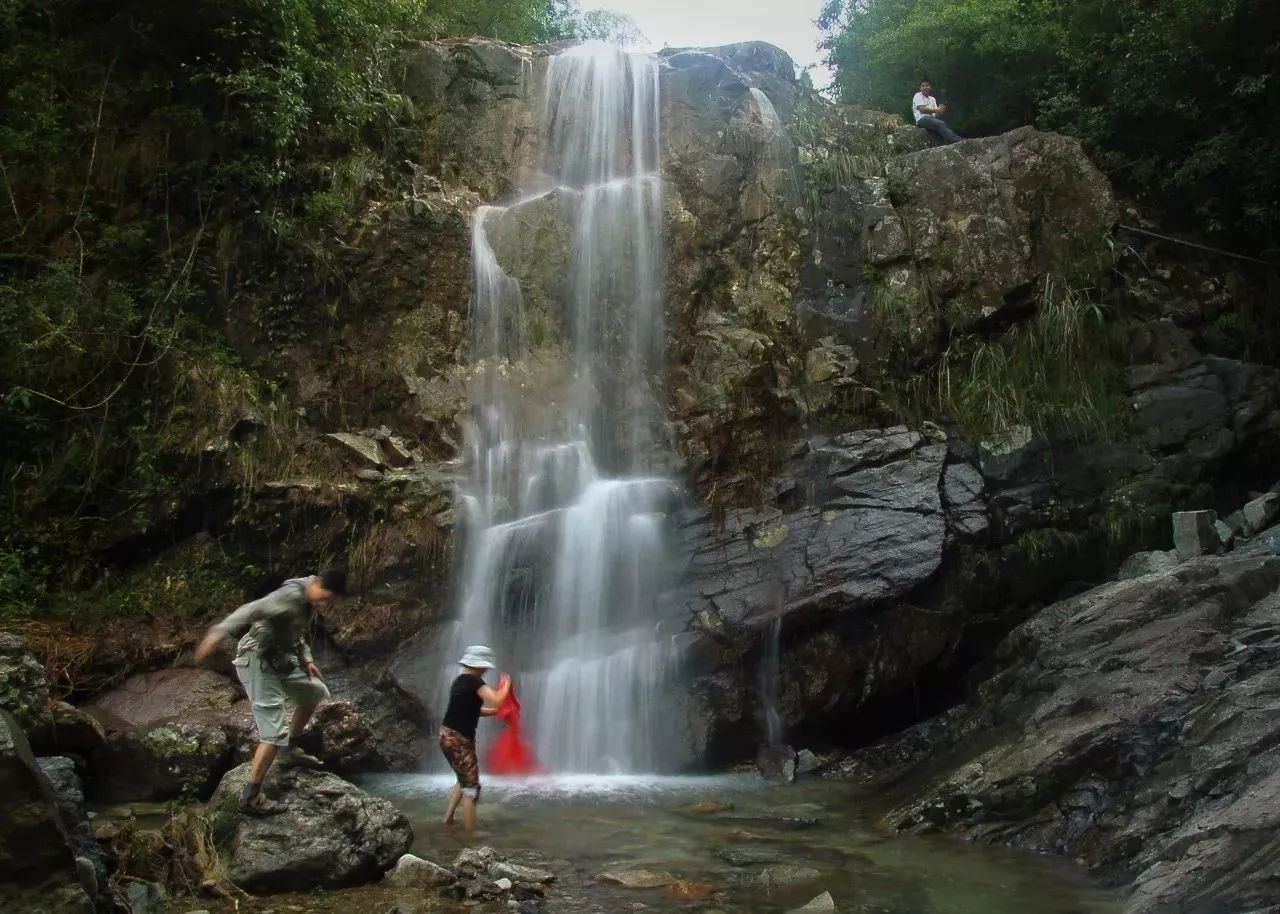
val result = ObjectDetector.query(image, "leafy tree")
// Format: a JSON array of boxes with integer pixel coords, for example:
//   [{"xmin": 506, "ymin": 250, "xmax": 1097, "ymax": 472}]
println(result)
[
  {"xmin": 819, "ymin": 0, "xmax": 1280, "ymax": 251},
  {"xmin": 0, "ymin": 0, "xmax": 642, "ymax": 606}
]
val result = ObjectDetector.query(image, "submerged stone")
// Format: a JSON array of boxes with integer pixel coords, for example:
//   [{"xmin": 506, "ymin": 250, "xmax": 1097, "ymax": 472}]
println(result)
[
  {"xmin": 789, "ymin": 891, "xmax": 837, "ymax": 913},
  {"xmin": 385, "ymin": 853, "xmax": 455, "ymax": 889},
  {"xmin": 599, "ymin": 870, "xmax": 679, "ymax": 888}
]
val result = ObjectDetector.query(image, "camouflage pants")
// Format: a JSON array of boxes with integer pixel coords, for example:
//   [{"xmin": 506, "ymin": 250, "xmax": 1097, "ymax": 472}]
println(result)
[{"xmin": 439, "ymin": 725, "xmax": 481, "ymax": 799}]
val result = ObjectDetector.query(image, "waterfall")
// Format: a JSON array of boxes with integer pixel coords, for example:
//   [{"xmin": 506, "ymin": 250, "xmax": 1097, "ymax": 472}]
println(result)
[
  {"xmin": 441, "ymin": 43, "xmax": 680, "ymax": 774},
  {"xmin": 747, "ymin": 88, "xmax": 801, "ymax": 205},
  {"xmin": 758, "ymin": 616, "xmax": 784, "ymax": 746}
]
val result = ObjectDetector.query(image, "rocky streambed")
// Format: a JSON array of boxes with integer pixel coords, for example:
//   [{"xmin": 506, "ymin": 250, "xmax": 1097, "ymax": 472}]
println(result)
[{"xmin": 87, "ymin": 773, "xmax": 1119, "ymax": 914}]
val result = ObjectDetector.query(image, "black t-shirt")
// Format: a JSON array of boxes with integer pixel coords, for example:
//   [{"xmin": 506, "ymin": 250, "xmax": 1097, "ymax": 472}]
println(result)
[{"xmin": 442, "ymin": 673, "xmax": 485, "ymax": 740}]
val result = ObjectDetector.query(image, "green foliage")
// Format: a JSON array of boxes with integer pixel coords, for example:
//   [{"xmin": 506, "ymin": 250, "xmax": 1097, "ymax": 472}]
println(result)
[
  {"xmin": 819, "ymin": 0, "xmax": 1280, "ymax": 249},
  {"xmin": 883, "ymin": 276, "xmax": 1125, "ymax": 443},
  {"xmin": 938, "ymin": 278, "xmax": 1124, "ymax": 441},
  {"xmin": 0, "ymin": 0, "xmax": 636, "ymax": 615}
]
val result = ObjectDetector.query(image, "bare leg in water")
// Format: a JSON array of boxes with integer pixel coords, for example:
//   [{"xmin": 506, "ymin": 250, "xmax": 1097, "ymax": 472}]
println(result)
[
  {"xmin": 442, "ymin": 783, "xmax": 463, "ymax": 824},
  {"xmin": 462, "ymin": 795, "xmax": 477, "ymax": 833}
]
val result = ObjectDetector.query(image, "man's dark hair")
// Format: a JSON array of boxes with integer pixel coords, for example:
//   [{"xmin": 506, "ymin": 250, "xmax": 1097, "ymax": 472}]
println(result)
[
  {"xmin": 318, "ymin": 568, "xmax": 348, "ymax": 596},
  {"xmin": 921, "ymin": 76, "xmax": 931, "ymax": 84}
]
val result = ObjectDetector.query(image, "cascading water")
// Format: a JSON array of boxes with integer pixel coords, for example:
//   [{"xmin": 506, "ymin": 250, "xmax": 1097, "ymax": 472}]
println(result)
[
  {"xmin": 747, "ymin": 87, "xmax": 801, "ymax": 205},
  {"xmin": 758, "ymin": 616, "xmax": 784, "ymax": 747},
  {"xmin": 440, "ymin": 43, "xmax": 681, "ymax": 774}
]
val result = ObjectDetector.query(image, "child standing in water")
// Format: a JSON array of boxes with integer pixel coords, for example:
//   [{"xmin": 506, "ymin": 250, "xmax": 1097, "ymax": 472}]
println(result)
[{"xmin": 440, "ymin": 645, "xmax": 512, "ymax": 831}]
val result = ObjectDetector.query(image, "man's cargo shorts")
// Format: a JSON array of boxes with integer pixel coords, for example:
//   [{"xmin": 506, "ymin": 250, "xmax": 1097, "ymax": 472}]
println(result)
[{"xmin": 233, "ymin": 652, "xmax": 329, "ymax": 746}]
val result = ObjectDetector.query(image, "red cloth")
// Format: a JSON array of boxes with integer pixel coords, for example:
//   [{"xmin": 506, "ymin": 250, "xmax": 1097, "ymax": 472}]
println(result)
[{"xmin": 486, "ymin": 679, "xmax": 545, "ymax": 775}]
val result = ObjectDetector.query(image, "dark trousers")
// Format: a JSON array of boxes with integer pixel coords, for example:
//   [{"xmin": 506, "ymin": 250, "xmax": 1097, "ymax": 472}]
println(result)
[{"xmin": 917, "ymin": 115, "xmax": 962, "ymax": 144}]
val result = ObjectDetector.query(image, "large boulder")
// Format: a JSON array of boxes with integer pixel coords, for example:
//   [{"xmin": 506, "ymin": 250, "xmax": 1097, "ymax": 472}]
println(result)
[
  {"xmin": 881, "ymin": 127, "xmax": 1118, "ymax": 338},
  {"xmin": 858, "ymin": 552, "xmax": 1280, "ymax": 914},
  {"xmin": 207, "ymin": 763, "xmax": 412, "ymax": 892},
  {"xmin": 91, "ymin": 718, "xmax": 232, "ymax": 803},
  {"xmin": 85, "ymin": 668, "xmax": 240, "ymax": 729},
  {"xmin": 0, "ymin": 711, "xmax": 93, "ymax": 913},
  {"xmin": 678, "ymin": 427, "xmax": 957, "ymax": 759}
]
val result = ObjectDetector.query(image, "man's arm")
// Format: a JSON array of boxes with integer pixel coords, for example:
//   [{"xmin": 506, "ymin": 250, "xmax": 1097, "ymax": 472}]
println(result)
[{"xmin": 193, "ymin": 592, "xmax": 273, "ymax": 663}]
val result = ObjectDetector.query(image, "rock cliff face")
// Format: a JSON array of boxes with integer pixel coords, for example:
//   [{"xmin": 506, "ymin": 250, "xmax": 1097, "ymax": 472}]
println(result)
[{"xmin": 838, "ymin": 528, "xmax": 1280, "ymax": 914}]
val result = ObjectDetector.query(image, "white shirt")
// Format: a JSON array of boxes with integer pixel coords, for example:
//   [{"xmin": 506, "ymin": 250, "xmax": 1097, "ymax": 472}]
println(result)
[{"xmin": 912, "ymin": 92, "xmax": 937, "ymax": 123}]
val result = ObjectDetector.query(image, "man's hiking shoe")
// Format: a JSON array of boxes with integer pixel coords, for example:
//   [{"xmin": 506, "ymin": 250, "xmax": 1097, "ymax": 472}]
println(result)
[
  {"xmin": 237, "ymin": 792, "xmax": 286, "ymax": 816},
  {"xmin": 278, "ymin": 745, "xmax": 324, "ymax": 769}
]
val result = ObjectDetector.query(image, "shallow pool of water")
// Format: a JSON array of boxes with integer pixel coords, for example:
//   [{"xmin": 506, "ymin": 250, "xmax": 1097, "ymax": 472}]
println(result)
[{"xmin": 354, "ymin": 772, "xmax": 1121, "ymax": 914}]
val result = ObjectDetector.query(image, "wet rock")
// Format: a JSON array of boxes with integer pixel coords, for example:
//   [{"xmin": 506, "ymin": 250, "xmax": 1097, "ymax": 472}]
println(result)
[
  {"xmin": 47, "ymin": 702, "xmax": 106, "ymax": 756},
  {"xmin": 718, "ymin": 812, "xmax": 819, "ymax": 831},
  {"xmin": 36, "ymin": 757, "xmax": 103, "ymax": 882},
  {"xmin": 454, "ymin": 845, "xmax": 502, "ymax": 875},
  {"xmin": 381, "ymin": 436, "xmax": 416, "ymax": 468},
  {"xmin": 795, "ymin": 749, "xmax": 821, "ymax": 776},
  {"xmin": 1118, "ymin": 550, "xmax": 1180, "ymax": 580},
  {"xmin": 325, "ymin": 432, "xmax": 387, "ymax": 469},
  {"xmin": 941, "ymin": 462, "xmax": 988, "ymax": 540},
  {"xmin": 206, "ymin": 763, "xmax": 412, "ymax": 891},
  {"xmin": 92, "ymin": 718, "xmax": 232, "ymax": 803},
  {"xmin": 85, "ymin": 668, "xmax": 240, "ymax": 730},
  {"xmin": 672, "ymin": 799, "xmax": 733, "ymax": 814},
  {"xmin": 384, "ymin": 853, "xmax": 455, "ymax": 888},
  {"xmin": 489, "ymin": 860, "xmax": 556, "ymax": 884},
  {"xmin": 494, "ymin": 877, "xmax": 514, "ymax": 891},
  {"xmin": 0, "ymin": 711, "xmax": 93, "ymax": 912},
  {"xmin": 757, "ymin": 745, "xmax": 797, "ymax": 783},
  {"xmin": 1212, "ymin": 518, "xmax": 1234, "ymax": 549},
  {"xmin": 1173, "ymin": 510, "xmax": 1218, "ymax": 559},
  {"xmin": 0, "ymin": 633, "xmax": 54, "ymax": 742},
  {"xmin": 1241, "ymin": 492, "xmax": 1279, "ymax": 536},
  {"xmin": 867, "ymin": 553, "xmax": 1280, "ymax": 913},
  {"xmin": 717, "ymin": 846, "xmax": 786, "ymax": 866},
  {"xmin": 124, "ymin": 880, "xmax": 170, "ymax": 914},
  {"xmin": 599, "ymin": 870, "xmax": 679, "ymax": 888},
  {"xmin": 665, "ymin": 879, "xmax": 713, "ymax": 901},
  {"xmin": 294, "ymin": 698, "xmax": 380, "ymax": 774},
  {"xmin": 789, "ymin": 892, "xmax": 837, "ymax": 913},
  {"xmin": 754, "ymin": 864, "xmax": 822, "ymax": 889}
]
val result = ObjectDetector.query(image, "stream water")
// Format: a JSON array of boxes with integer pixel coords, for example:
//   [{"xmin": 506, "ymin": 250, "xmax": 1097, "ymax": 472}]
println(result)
[{"xmin": 176, "ymin": 776, "xmax": 1120, "ymax": 914}]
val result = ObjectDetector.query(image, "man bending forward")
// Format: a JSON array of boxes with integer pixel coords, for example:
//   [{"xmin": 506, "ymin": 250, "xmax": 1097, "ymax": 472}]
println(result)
[
  {"xmin": 913, "ymin": 78, "xmax": 962, "ymax": 144},
  {"xmin": 195, "ymin": 570, "xmax": 346, "ymax": 814}
]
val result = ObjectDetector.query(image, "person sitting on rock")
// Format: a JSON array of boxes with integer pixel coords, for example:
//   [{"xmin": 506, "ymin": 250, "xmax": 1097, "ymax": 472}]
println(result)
[
  {"xmin": 913, "ymin": 77, "xmax": 962, "ymax": 144},
  {"xmin": 440, "ymin": 645, "xmax": 512, "ymax": 832},
  {"xmin": 194, "ymin": 570, "xmax": 347, "ymax": 815}
]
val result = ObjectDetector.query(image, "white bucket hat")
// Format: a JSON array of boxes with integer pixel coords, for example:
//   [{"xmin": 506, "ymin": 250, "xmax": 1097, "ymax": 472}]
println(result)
[{"xmin": 458, "ymin": 645, "xmax": 495, "ymax": 670}]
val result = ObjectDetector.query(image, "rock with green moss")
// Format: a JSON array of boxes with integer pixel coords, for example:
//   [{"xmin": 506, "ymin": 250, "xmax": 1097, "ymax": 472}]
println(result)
[
  {"xmin": 92, "ymin": 719, "xmax": 232, "ymax": 804},
  {"xmin": 882, "ymin": 127, "xmax": 1117, "ymax": 343},
  {"xmin": 207, "ymin": 763, "xmax": 411, "ymax": 892},
  {"xmin": 0, "ymin": 634, "xmax": 53, "ymax": 745}
]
